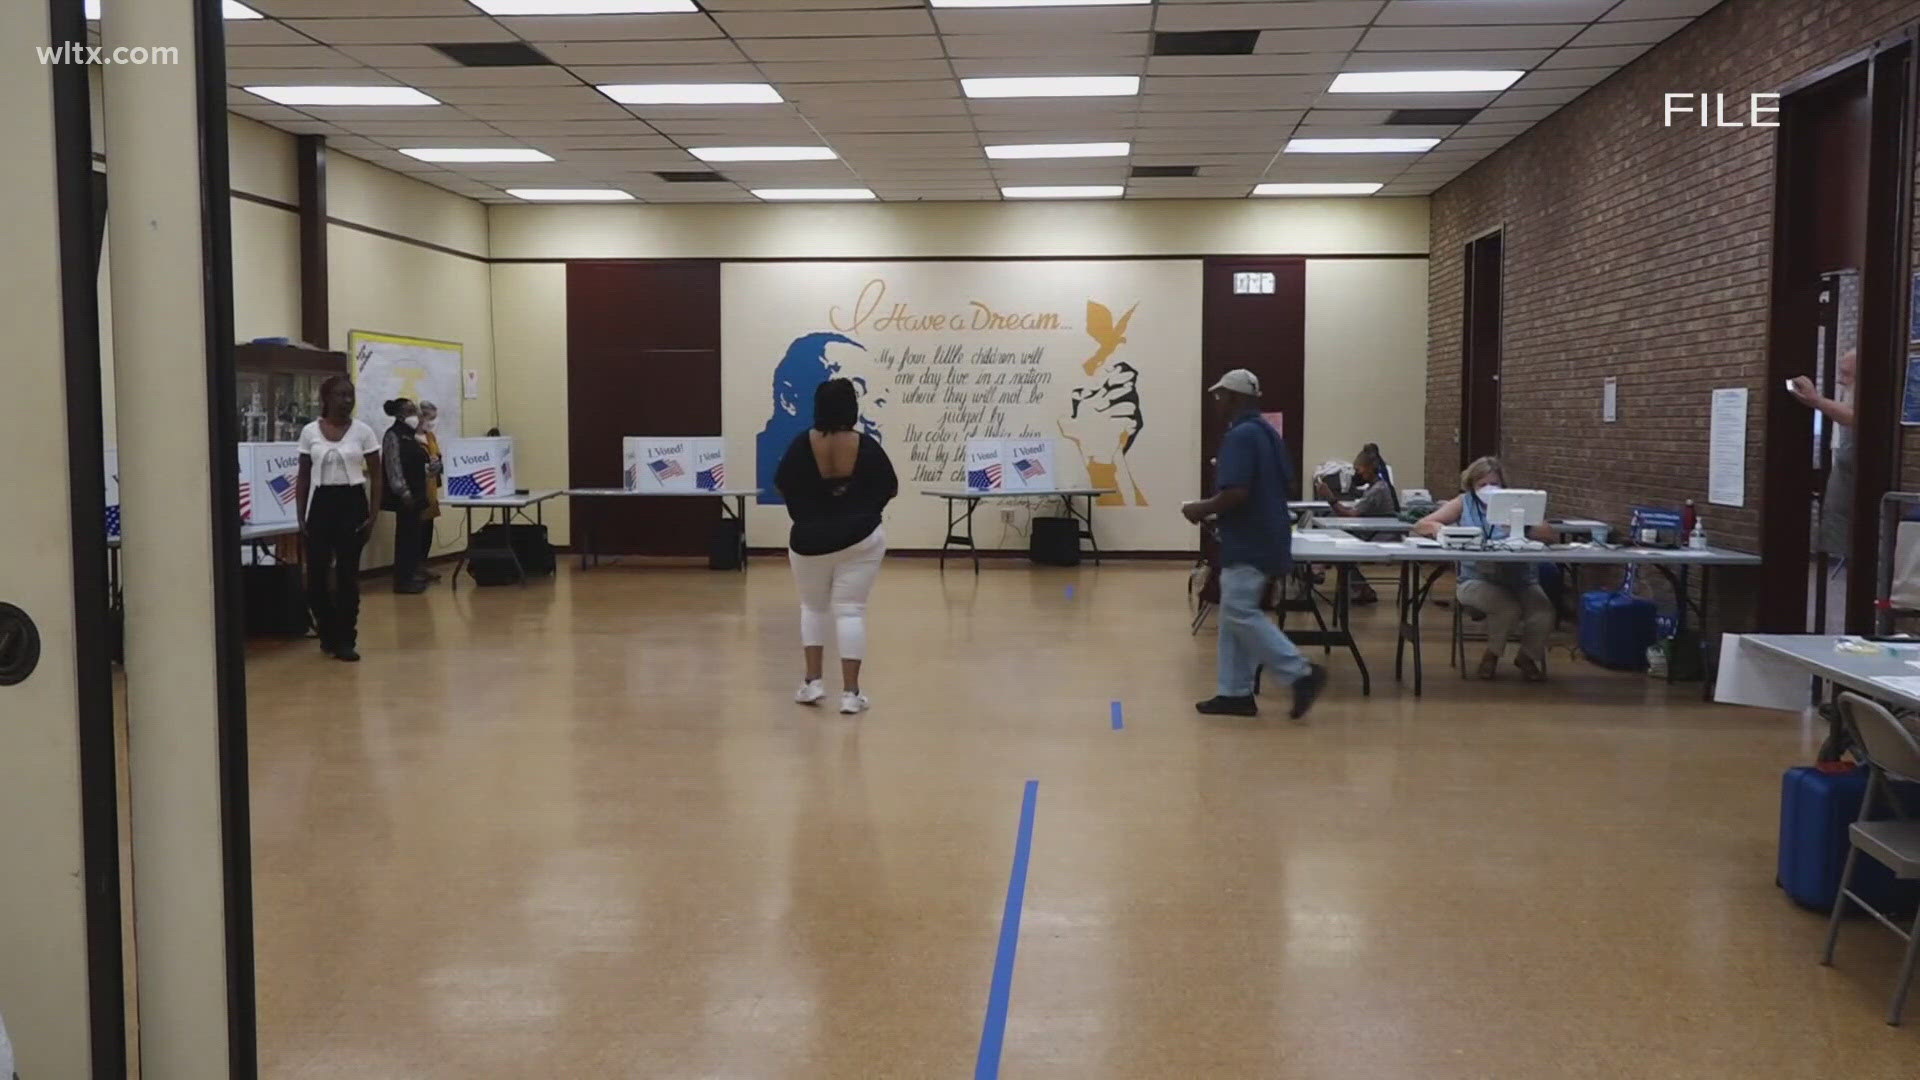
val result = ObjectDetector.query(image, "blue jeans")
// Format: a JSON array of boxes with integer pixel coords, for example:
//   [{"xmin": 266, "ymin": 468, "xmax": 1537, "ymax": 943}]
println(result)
[{"xmin": 1217, "ymin": 563, "xmax": 1311, "ymax": 697}]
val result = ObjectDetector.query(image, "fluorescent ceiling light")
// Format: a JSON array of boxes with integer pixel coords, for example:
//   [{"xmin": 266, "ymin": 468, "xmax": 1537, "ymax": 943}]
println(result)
[
  {"xmin": 89, "ymin": 0, "xmax": 262, "ymax": 16},
  {"xmin": 932, "ymin": 0, "xmax": 1147, "ymax": 6},
  {"xmin": 506, "ymin": 188, "xmax": 634, "ymax": 201},
  {"xmin": 751, "ymin": 188, "xmax": 877, "ymax": 201},
  {"xmin": 245, "ymin": 85, "xmax": 440, "ymax": 107},
  {"xmin": 1253, "ymin": 182, "xmax": 1384, "ymax": 196},
  {"xmin": 1285, "ymin": 138, "xmax": 1438, "ymax": 154},
  {"xmin": 690, "ymin": 146, "xmax": 837, "ymax": 163},
  {"xmin": 401, "ymin": 147, "xmax": 553, "ymax": 163},
  {"xmin": 1002, "ymin": 185, "xmax": 1124, "ymax": 199},
  {"xmin": 468, "ymin": 0, "xmax": 696, "ymax": 12},
  {"xmin": 986, "ymin": 141, "xmax": 1130, "ymax": 160},
  {"xmin": 962, "ymin": 76, "xmax": 1139, "ymax": 100},
  {"xmin": 598, "ymin": 83, "xmax": 782, "ymax": 105},
  {"xmin": 1329, "ymin": 70, "xmax": 1525, "ymax": 94}
]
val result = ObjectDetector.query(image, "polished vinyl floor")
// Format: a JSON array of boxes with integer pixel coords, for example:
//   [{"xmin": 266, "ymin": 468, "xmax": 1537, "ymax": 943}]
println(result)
[{"xmin": 244, "ymin": 559, "xmax": 1920, "ymax": 1079}]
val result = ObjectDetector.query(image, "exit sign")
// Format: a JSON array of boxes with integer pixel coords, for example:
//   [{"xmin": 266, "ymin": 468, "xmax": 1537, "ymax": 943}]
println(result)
[{"xmin": 1232, "ymin": 271, "xmax": 1275, "ymax": 295}]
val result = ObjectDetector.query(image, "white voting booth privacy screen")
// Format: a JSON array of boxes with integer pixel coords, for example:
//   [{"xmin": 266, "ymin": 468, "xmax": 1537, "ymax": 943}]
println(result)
[
  {"xmin": 239, "ymin": 442, "xmax": 300, "ymax": 526},
  {"xmin": 105, "ymin": 446, "xmax": 120, "ymax": 540},
  {"xmin": 965, "ymin": 438, "xmax": 1057, "ymax": 491},
  {"xmin": 624, "ymin": 437, "xmax": 726, "ymax": 492},
  {"xmin": 444, "ymin": 437, "xmax": 515, "ymax": 499}
]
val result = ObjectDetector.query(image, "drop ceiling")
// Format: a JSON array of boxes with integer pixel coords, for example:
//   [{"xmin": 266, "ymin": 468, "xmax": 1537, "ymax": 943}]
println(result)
[{"xmin": 194, "ymin": 0, "xmax": 1725, "ymax": 204}]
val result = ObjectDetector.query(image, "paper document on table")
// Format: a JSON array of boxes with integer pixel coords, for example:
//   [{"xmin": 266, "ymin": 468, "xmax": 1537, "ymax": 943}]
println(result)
[
  {"xmin": 1871, "ymin": 676, "xmax": 1920, "ymax": 696},
  {"xmin": 1714, "ymin": 635, "xmax": 1813, "ymax": 712},
  {"xmin": 1404, "ymin": 537, "xmax": 1442, "ymax": 548}
]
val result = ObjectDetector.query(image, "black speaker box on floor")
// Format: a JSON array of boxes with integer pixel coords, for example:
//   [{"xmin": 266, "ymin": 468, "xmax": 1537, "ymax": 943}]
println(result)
[{"xmin": 1029, "ymin": 516, "xmax": 1081, "ymax": 567}]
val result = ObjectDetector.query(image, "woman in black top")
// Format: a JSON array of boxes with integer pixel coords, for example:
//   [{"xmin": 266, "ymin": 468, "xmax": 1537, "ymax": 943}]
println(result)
[
  {"xmin": 775, "ymin": 378, "xmax": 898, "ymax": 715},
  {"xmin": 380, "ymin": 398, "xmax": 431, "ymax": 594}
]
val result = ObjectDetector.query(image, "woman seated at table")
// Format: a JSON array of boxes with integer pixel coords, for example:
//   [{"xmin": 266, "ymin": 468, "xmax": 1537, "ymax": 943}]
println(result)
[
  {"xmin": 1414, "ymin": 456, "xmax": 1557, "ymax": 682},
  {"xmin": 1313, "ymin": 443, "xmax": 1397, "ymax": 517}
]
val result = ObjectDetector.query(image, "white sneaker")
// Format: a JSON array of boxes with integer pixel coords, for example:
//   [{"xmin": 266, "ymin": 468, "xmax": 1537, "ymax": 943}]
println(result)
[
  {"xmin": 794, "ymin": 680, "xmax": 826, "ymax": 705},
  {"xmin": 839, "ymin": 692, "xmax": 870, "ymax": 715}
]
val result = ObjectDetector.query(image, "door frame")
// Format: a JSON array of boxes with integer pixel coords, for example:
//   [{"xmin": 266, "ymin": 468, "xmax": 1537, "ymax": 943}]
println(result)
[{"xmin": 1459, "ymin": 225, "xmax": 1505, "ymax": 474}]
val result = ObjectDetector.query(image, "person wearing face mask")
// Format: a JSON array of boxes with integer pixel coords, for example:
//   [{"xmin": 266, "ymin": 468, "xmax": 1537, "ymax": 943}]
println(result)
[
  {"xmin": 381, "ymin": 397, "xmax": 431, "ymax": 594},
  {"xmin": 417, "ymin": 400, "xmax": 445, "ymax": 583},
  {"xmin": 1414, "ymin": 456, "xmax": 1558, "ymax": 681}
]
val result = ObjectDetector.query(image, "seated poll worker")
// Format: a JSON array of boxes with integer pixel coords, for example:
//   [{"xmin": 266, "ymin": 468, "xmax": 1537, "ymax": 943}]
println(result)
[
  {"xmin": 1413, "ymin": 455, "xmax": 1557, "ymax": 682},
  {"xmin": 1313, "ymin": 443, "xmax": 1397, "ymax": 517}
]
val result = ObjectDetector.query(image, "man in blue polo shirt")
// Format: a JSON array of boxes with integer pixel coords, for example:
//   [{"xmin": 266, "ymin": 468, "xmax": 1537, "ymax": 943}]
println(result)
[{"xmin": 1182, "ymin": 369, "xmax": 1327, "ymax": 719}]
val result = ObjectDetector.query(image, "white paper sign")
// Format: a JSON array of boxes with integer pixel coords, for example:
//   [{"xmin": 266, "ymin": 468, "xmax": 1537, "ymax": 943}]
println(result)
[
  {"xmin": 1002, "ymin": 438, "xmax": 1057, "ymax": 491},
  {"xmin": 464, "ymin": 369, "xmax": 480, "ymax": 400},
  {"xmin": 104, "ymin": 446, "xmax": 121, "ymax": 540},
  {"xmin": 242, "ymin": 442, "xmax": 301, "ymax": 527},
  {"xmin": 965, "ymin": 439, "xmax": 1006, "ymax": 491},
  {"xmin": 348, "ymin": 331, "xmax": 463, "ymax": 442},
  {"xmin": 1708, "ymin": 387, "xmax": 1748, "ymax": 507},
  {"xmin": 444, "ymin": 437, "xmax": 515, "ymax": 499},
  {"xmin": 1603, "ymin": 377, "xmax": 1618, "ymax": 423},
  {"xmin": 623, "ymin": 436, "xmax": 712, "ymax": 492}
]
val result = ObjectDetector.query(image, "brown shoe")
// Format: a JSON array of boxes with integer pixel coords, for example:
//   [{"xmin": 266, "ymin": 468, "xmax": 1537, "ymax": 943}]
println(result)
[
  {"xmin": 1476, "ymin": 652, "xmax": 1500, "ymax": 680},
  {"xmin": 1514, "ymin": 652, "xmax": 1546, "ymax": 682}
]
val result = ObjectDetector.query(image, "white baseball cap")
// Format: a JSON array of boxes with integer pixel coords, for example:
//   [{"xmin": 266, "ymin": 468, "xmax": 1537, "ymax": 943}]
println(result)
[{"xmin": 1208, "ymin": 368, "xmax": 1261, "ymax": 397}]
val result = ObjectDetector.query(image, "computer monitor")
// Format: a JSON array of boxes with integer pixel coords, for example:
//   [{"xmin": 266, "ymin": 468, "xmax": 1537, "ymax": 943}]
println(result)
[{"xmin": 1484, "ymin": 488, "xmax": 1547, "ymax": 533}]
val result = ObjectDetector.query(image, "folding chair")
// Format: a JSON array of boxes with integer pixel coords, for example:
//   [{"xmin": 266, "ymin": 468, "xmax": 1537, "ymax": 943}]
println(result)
[{"xmin": 1823, "ymin": 693, "xmax": 1920, "ymax": 1024}]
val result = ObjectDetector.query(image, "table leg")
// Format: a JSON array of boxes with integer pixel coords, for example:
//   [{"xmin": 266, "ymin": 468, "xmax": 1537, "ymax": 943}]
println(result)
[
  {"xmin": 732, "ymin": 495, "xmax": 748, "ymax": 572},
  {"xmin": 503, "ymin": 507, "xmax": 527, "ymax": 586},
  {"xmin": 1071, "ymin": 494, "xmax": 1101, "ymax": 566},
  {"xmin": 969, "ymin": 500, "xmax": 981, "ymax": 575},
  {"xmin": 452, "ymin": 506, "xmax": 472, "ymax": 591},
  {"xmin": 1396, "ymin": 565, "xmax": 1445, "ymax": 696},
  {"xmin": 1333, "ymin": 563, "xmax": 1371, "ymax": 696}
]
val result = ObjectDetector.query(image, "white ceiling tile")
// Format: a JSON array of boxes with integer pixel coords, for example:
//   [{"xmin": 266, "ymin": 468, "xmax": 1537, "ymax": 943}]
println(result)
[
  {"xmin": 497, "ymin": 14, "xmax": 721, "ymax": 42},
  {"xmin": 229, "ymin": 67, "xmax": 397, "ymax": 87},
  {"xmin": 283, "ymin": 17, "xmax": 517, "ymax": 45},
  {"xmin": 455, "ymin": 102, "xmax": 635, "ymax": 120},
  {"xmin": 1606, "ymin": 0, "xmax": 1722, "ymax": 19},
  {"xmin": 810, "ymin": 115, "xmax": 977, "ymax": 134},
  {"xmin": 1513, "ymin": 67, "xmax": 1612, "ymax": 91},
  {"xmin": 932, "ymin": 8, "xmax": 1154, "ymax": 35},
  {"xmin": 1475, "ymin": 104, "xmax": 1558, "ymax": 123},
  {"xmin": 1295, "ymin": 124, "xmax": 1457, "ymax": 139},
  {"xmin": 943, "ymin": 34, "xmax": 1147, "ymax": 59},
  {"xmin": 1148, "ymin": 54, "xmax": 1342, "ymax": 77},
  {"xmin": 245, "ymin": 0, "xmax": 474, "ymax": 13},
  {"xmin": 1251, "ymin": 27, "xmax": 1366, "ymax": 53},
  {"xmin": 738, "ymin": 36, "xmax": 946, "ymax": 62},
  {"xmin": 1357, "ymin": 24, "xmax": 1583, "ymax": 50},
  {"xmin": 783, "ymin": 81, "xmax": 960, "ymax": 103},
  {"xmin": 1337, "ymin": 50, "xmax": 1552, "ymax": 71},
  {"xmin": 950, "ymin": 58, "xmax": 1141, "ymax": 79},
  {"xmin": 1456, "ymin": 120, "xmax": 1535, "ymax": 138},
  {"xmin": 1493, "ymin": 86, "xmax": 1589, "ymax": 108},
  {"xmin": 227, "ymin": 44, "xmax": 358, "ymax": 68},
  {"xmin": 488, "ymin": 119, "xmax": 659, "ymax": 136},
  {"xmin": 1157, "ymin": 2, "xmax": 1386, "ymax": 32},
  {"xmin": 1539, "ymin": 43, "xmax": 1655, "ymax": 69},
  {"xmin": 386, "ymin": 65, "xmax": 583, "ymax": 87},
  {"xmin": 1309, "ymin": 91, "xmax": 1500, "ymax": 110},
  {"xmin": 428, "ymin": 86, "xmax": 612, "ymax": 106},
  {"xmin": 712, "ymin": 9, "xmax": 934, "ymax": 37},
  {"xmin": 1568, "ymin": 17, "xmax": 1694, "ymax": 48},
  {"xmin": 1376, "ymin": 0, "xmax": 1614, "ymax": 24},
  {"xmin": 330, "ymin": 44, "xmax": 467, "ymax": 67},
  {"xmin": 224, "ymin": 20, "xmax": 319, "ymax": 47},
  {"xmin": 758, "ymin": 60, "xmax": 956, "ymax": 83},
  {"xmin": 543, "ymin": 40, "xmax": 749, "ymax": 64}
]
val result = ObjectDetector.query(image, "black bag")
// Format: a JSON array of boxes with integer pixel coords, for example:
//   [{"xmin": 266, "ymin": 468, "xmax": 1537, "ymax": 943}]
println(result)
[
  {"xmin": 242, "ymin": 563, "xmax": 309, "ymax": 636},
  {"xmin": 710, "ymin": 518, "xmax": 745, "ymax": 570},
  {"xmin": 1030, "ymin": 516, "xmax": 1081, "ymax": 567},
  {"xmin": 465, "ymin": 523, "xmax": 554, "ymax": 585}
]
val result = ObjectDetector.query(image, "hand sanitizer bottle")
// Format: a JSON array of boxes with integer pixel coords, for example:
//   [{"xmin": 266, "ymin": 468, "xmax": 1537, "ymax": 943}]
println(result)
[{"xmin": 1688, "ymin": 521, "xmax": 1707, "ymax": 550}]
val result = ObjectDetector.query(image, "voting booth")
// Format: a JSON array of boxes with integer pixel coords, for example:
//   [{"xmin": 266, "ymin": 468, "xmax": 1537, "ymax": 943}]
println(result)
[
  {"xmin": 965, "ymin": 438, "xmax": 1058, "ymax": 492},
  {"xmin": 444, "ymin": 437, "xmax": 516, "ymax": 499},
  {"xmin": 623, "ymin": 436, "xmax": 723, "ymax": 493},
  {"xmin": 239, "ymin": 442, "xmax": 300, "ymax": 527}
]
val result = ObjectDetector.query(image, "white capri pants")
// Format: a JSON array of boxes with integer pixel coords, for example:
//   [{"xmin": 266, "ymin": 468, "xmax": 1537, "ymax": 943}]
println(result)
[{"xmin": 788, "ymin": 527, "xmax": 886, "ymax": 659}]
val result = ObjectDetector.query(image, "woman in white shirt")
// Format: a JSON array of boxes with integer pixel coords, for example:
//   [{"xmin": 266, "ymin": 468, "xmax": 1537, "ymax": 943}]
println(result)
[{"xmin": 296, "ymin": 375, "xmax": 383, "ymax": 661}]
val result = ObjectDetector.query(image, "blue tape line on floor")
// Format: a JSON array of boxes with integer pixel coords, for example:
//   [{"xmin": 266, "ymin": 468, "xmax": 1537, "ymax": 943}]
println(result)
[
  {"xmin": 1110, "ymin": 700, "xmax": 1123, "ymax": 730},
  {"xmin": 976, "ymin": 779, "xmax": 1039, "ymax": 1080}
]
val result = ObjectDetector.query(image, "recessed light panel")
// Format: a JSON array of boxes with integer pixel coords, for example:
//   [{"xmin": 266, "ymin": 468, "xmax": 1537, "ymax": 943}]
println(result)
[
  {"xmin": 751, "ymin": 188, "xmax": 878, "ymax": 201},
  {"xmin": 401, "ymin": 148, "xmax": 553, "ymax": 163},
  {"xmin": 1252, "ymin": 183, "xmax": 1384, "ymax": 196},
  {"xmin": 599, "ymin": 83, "xmax": 783, "ymax": 105},
  {"xmin": 506, "ymin": 189, "xmax": 634, "ymax": 201},
  {"xmin": 1284, "ymin": 138, "xmax": 1438, "ymax": 154},
  {"xmin": 468, "ymin": 0, "xmax": 697, "ymax": 12},
  {"xmin": 690, "ymin": 146, "xmax": 837, "ymax": 162},
  {"xmin": 245, "ymin": 86, "xmax": 441, "ymax": 107},
  {"xmin": 962, "ymin": 76, "xmax": 1139, "ymax": 99},
  {"xmin": 1329, "ymin": 71, "xmax": 1525, "ymax": 94},
  {"xmin": 1002, "ymin": 185, "xmax": 1125, "ymax": 199},
  {"xmin": 932, "ymin": 0, "xmax": 1147, "ymax": 6},
  {"xmin": 985, "ymin": 142, "xmax": 1130, "ymax": 160},
  {"xmin": 89, "ymin": 0, "xmax": 262, "ymax": 16}
]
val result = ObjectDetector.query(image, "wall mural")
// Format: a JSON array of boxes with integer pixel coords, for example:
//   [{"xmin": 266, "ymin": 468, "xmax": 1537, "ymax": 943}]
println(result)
[{"xmin": 725, "ymin": 260, "xmax": 1202, "ymax": 550}]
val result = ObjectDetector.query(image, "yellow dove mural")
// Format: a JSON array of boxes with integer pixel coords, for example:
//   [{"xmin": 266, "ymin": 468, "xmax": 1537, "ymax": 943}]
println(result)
[{"xmin": 1058, "ymin": 299, "xmax": 1147, "ymax": 507}]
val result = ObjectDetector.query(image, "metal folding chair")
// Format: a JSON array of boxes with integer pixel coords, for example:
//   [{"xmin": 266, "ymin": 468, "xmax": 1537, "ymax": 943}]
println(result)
[{"xmin": 1823, "ymin": 693, "xmax": 1920, "ymax": 1024}]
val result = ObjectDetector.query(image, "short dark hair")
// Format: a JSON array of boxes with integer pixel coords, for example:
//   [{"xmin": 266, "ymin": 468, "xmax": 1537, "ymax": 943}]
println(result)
[
  {"xmin": 383, "ymin": 397, "xmax": 414, "ymax": 417},
  {"xmin": 813, "ymin": 378, "xmax": 858, "ymax": 433},
  {"xmin": 319, "ymin": 374, "xmax": 352, "ymax": 399}
]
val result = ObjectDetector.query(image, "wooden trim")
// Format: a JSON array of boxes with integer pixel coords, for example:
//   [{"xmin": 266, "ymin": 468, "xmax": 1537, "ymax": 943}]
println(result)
[
  {"xmin": 192, "ymin": 0, "xmax": 259, "ymax": 1071},
  {"xmin": 494, "ymin": 252, "xmax": 1428, "ymax": 266},
  {"xmin": 295, "ymin": 135, "xmax": 327, "ymax": 348},
  {"xmin": 229, "ymin": 189, "xmax": 297, "ymax": 214},
  {"xmin": 50, "ymin": 0, "xmax": 128, "ymax": 1072},
  {"xmin": 326, "ymin": 215, "xmax": 488, "ymax": 263}
]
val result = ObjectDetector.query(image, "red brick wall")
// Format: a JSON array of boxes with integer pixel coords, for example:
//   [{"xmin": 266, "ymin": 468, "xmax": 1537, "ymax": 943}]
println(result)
[{"xmin": 1427, "ymin": 0, "xmax": 1920, "ymax": 558}]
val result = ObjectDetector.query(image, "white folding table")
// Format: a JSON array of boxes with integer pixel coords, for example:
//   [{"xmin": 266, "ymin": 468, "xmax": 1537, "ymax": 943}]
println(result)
[
  {"xmin": 564, "ymin": 487, "xmax": 761, "ymax": 570},
  {"xmin": 444, "ymin": 489, "xmax": 564, "ymax": 589},
  {"xmin": 921, "ymin": 487, "xmax": 1116, "ymax": 574}
]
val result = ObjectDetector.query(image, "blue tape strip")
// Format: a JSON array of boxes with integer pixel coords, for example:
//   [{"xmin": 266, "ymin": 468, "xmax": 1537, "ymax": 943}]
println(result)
[
  {"xmin": 975, "ymin": 779, "xmax": 1039, "ymax": 1080},
  {"xmin": 1110, "ymin": 700, "xmax": 1123, "ymax": 730}
]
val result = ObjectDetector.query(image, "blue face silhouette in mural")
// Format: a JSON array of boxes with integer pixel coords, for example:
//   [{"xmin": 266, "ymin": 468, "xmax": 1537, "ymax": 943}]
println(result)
[{"xmin": 755, "ymin": 331, "xmax": 883, "ymax": 504}]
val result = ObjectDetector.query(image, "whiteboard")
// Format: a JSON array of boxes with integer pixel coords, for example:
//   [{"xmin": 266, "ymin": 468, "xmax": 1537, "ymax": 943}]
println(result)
[{"xmin": 348, "ymin": 330, "xmax": 463, "ymax": 438}]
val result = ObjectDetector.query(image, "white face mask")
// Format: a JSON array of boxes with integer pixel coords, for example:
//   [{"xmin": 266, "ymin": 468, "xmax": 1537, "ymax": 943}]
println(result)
[
  {"xmin": 1475, "ymin": 482, "xmax": 1503, "ymax": 498},
  {"xmin": 421, "ymin": 418, "xmax": 435, "ymax": 432},
  {"xmin": 404, "ymin": 415, "xmax": 420, "ymax": 429}
]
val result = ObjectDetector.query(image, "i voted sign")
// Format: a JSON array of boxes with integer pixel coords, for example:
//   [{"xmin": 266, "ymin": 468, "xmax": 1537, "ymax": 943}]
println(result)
[
  {"xmin": 624, "ymin": 436, "xmax": 721, "ymax": 493},
  {"xmin": 444, "ymin": 437, "xmax": 513, "ymax": 500},
  {"xmin": 240, "ymin": 442, "xmax": 301, "ymax": 526}
]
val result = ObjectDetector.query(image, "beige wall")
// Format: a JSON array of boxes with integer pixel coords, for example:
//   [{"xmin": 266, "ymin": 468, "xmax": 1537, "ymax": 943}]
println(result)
[
  {"xmin": 1304, "ymin": 259, "xmax": 1431, "ymax": 495},
  {"xmin": 491, "ymin": 197, "xmax": 1427, "ymax": 261},
  {"xmin": 488, "ymin": 199, "xmax": 1430, "ymax": 548},
  {"xmin": 328, "ymin": 151, "xmax": 489, "ymax": 260}
]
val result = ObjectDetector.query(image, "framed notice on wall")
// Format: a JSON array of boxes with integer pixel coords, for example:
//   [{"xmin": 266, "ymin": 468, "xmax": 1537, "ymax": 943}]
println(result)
[{"xmin": 348, "ymin": 330, "xmax": 463, "ymax": 438}]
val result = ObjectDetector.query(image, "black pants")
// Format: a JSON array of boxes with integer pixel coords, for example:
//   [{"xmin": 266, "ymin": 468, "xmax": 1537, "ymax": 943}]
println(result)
[
  {"xmin": 418, "ymin": 509, "xmax": 436, "ymax": 568},
  {"xmin": 306, "ymin": 486, "xmax": 368, "ymax": 649},
  {"xmin": 392, "ymin": 502, "xmax": 425, "ymax": 587}
]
